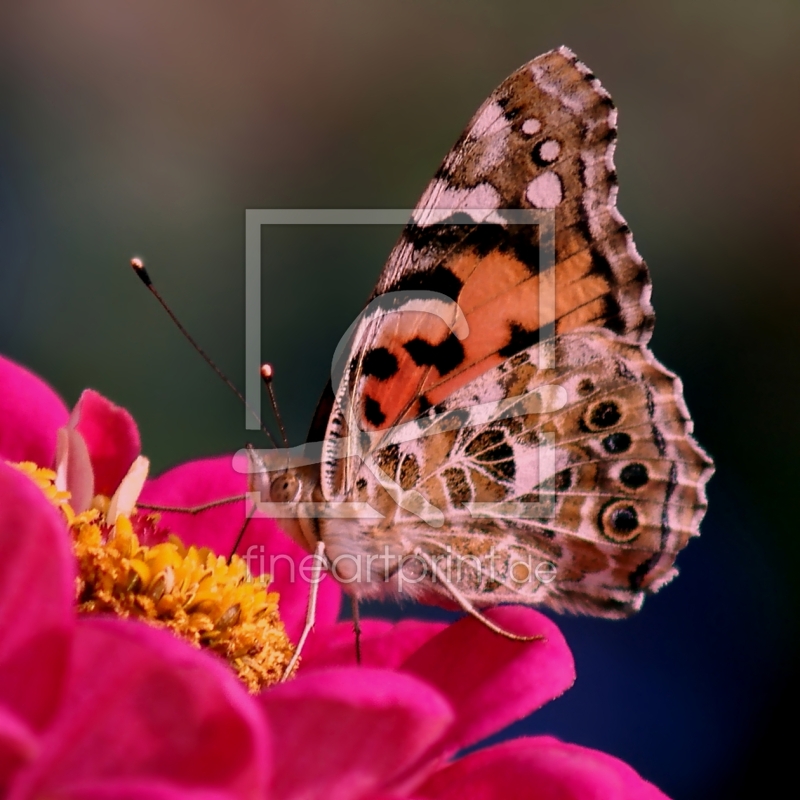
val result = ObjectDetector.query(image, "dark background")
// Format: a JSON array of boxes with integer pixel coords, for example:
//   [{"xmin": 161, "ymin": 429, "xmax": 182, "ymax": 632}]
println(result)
[{"xmin": 1, "ymin": 2, "xmax": 797, "ymax": 797}]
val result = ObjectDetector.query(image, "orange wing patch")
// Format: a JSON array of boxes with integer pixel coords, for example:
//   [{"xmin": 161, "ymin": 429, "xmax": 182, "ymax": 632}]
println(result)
[{"xmin": 356, "ymin": 241, "xmax": 621, "ymax": 431}]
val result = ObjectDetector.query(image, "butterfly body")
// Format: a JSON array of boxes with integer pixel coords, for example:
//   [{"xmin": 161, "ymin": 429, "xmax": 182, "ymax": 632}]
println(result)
[{"xmin": 258, "ymin": 47, "xmax": 712, "ymax": 621}]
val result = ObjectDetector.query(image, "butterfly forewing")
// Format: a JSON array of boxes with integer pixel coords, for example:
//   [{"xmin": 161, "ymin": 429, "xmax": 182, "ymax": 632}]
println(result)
[{"xmin": 332, "ymin": 48, "xmax": 652, "ymax": 439}]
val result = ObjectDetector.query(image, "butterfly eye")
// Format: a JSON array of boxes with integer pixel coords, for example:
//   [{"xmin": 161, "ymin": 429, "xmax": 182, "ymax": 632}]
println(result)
[{"xmin": 270, "ymin": 471, "xmax": 300, "ymax": 503}]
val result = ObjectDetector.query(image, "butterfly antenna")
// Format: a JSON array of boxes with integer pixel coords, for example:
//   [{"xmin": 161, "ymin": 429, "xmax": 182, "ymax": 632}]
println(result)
[
  {"xmin": 260, "ymin": 363, "xmax": 289, "ymax": 448},
  {"xmin": 130, "ymin": 257, "xmax": 279, "ymax": 448}
]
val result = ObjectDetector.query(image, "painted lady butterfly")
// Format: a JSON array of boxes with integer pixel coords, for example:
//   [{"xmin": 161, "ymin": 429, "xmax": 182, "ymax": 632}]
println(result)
[{"xmin": 251, "ymin": 47, "xmax": 713, "ymax": 644}]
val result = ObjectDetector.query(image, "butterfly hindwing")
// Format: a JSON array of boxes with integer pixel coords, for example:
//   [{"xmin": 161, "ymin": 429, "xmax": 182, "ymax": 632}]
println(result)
[{"xmin": 326, "ymin": 330, "xmax": 711, "ymax": 616}]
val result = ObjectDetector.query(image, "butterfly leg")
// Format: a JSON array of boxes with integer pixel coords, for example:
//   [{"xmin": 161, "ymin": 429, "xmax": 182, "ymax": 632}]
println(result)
[
  {"xmin": 413, "ymin": 548, "xmax": 545, "ymax": 643},
  {"xmin": 137, "ymin": 494, "xmax": 255, "ymax": 563},
  {"xmin": 139, "ymin": 442, "xmax": 257, "ymax": 519},
  {"xmin": 138, "ymin": 494, "xmax": 246, "ymax": 514},
  {"xmin": 350, "ymin": 595, "xmax": 362, "ymax": 665},
  {"xmin": 228, "ymin": 500, "xmax": 257, "ymax": 560},
  {"xmin": 281, "ymin": 539, "xmax": 327, "ymax": 681}
]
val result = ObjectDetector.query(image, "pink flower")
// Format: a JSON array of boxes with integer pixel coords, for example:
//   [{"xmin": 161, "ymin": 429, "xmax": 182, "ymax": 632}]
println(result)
[
  {"xmin": 263, "ymin": 611, "xmax": 670, "ymax": 799},
  {"xmin": 0, "ymin": 353, "xmax": 670, "ymax": 798},
  {"xmin": 0, "ymin": 354, "xmax": 341, "ymax": 645},
  {"xmin": 0, "ymin": 460, "xmax": 270, "ymax": 798}
]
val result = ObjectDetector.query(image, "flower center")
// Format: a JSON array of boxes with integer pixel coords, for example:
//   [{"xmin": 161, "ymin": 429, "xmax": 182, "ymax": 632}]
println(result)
[{"xmin": 9, "ymin": 461, "xmax": 295, "ymax": 691}]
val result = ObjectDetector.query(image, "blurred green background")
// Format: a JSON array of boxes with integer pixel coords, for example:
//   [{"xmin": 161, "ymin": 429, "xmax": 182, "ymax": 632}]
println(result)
[{"xmin": 1, "ymin": 2, "xmax": 798, "ymax": 797}]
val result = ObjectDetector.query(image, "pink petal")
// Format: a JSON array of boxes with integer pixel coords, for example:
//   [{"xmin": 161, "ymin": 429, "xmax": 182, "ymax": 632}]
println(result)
[
  {"xmin": 55, "ymin": 427, "xmax": 95, "ymax": 514},
  {"xmin": 362, "ymin": 796, "xmax": 426, "ymax": 800},
  {"xmin": 27, "ymin": 779, "xmax": 241, "ymax": 800},
  {"xmin": 71, "ymin": 389, "xmax": 141, "ymax": 497},
  {"xmin": 140, "ymin": 455, "xmax": 341, "ymax": 642},
  {"xmin": 302, "ymin": 618, "xmax": 447, "ymax": 671},
  {"xmin": 0, "ymin": 463, "xmax": 75, "ymax": 737},
  {"xmin": 417, "ymin": 736, "xmax": 670, "ymax": 800},
  {"xmin": 362, "ymin": 797, "xmax": 425, "ymax": 800},
  {"xmin": 9, "ymin": 618, "xmax": 269, "ymax": 800},
  {"xmin": 0, "ymin": 708, "xmax": 38, "ymax": 792},
  {"xmin": 259, "ymin": 667, "xmax": 454, "ymax": 800},
  {"xmin": 0, "ymin": 355, "xmax": 69, "ymax": 464},
  {"xmin": 401, "ymin": 607, "xmax": 575, "ymax": 756}
]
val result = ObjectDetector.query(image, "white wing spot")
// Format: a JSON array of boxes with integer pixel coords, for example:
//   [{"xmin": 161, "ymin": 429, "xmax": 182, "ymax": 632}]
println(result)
[
  {"xmin": 538, "ymin": 139, "xmax": 561, "ymax": 162},
  {"xmin": 414, "ymin": 180, "xmax": 504, "ymax": 226},
  {"xmin": 526, "ymin": 172, "xmax": 563, "ymax": 208},
  {"xmin": 522, "ymin": 118, "xmax": 542, "ymax": 135},
  {"xmin": 470, "ymin": 101, "xmax": 507, "ymax": 138}
]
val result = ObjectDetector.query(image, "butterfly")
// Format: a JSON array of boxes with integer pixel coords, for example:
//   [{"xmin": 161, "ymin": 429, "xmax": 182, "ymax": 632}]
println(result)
[{"xmin": 248, "ymin": 46, "xmax": 713, "ymax": 649}]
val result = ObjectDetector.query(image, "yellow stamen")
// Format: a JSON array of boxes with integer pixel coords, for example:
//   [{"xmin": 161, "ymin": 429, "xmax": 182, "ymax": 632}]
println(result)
[
  {"xmin": 10, "ymin": 462, "xmax": 75, "ymax": 521},
  {"xmin": 8, "ymin": 460, "xmax": 295, "ymax": 691}
]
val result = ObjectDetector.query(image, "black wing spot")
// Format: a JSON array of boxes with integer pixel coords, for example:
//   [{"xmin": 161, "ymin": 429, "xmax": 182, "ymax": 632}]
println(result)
[
  {"xmin": 362, "ymin": 347, "xmax": 399, "ymax": 381},
  {"xmin": 403, "ymin": 333, "xmax": 465, "ymax": 376},
  {"xmin": 629, "ymin": 553, "xmax": 659, "ymax": 591},
  {"xmin": 497, "ymin": 94, "xmax": 522, "ymax": 121},
  {"xmin": 363, "ymin": 397, "xmax": 386, "ymax": 427},
  {"xmin": 601, "ymin": 294, "xmax": 626, "ymax": 334},
  {"xmin": 620, "ymin": 463, "xmax": 649, "ymax": 489},
  {"xmin": 468, "ymin": 223, "xmax": 505, "ymax": 257},
  {"xmin": 399, "ymin": 453, "xmax": 420, "ymax": 490},
  {"xmin": 499, "ymin": 322, "xmax": 540, "ymax": 358},
  {"xmin": 386, "ymin": 263, "xmax": 463, "ymax": 302},
  {"xmin": 661, "ymin": 462, "xmax": 678, "ymax": 546},
  {"xmin": 466, "ymin": 430, "xmax": 515, "ymax": 482},
  {"xmin": 466, "ymin": 429, "xmax": 504, "ymax": 456},
  {"xmin": 438, "ymin": 212, "xmax": 478, "ymax": 225},
  {"xmin": 587, "ymin": 401, "xmax": 621, "ymax": 429},
  {"xmin": 598, "ymin": 499, "xmax": 640, "ymax": 542},
  {"xmin": 633, "ymin": 263, "xmax": 649, "ymax": 284},
  {"xmin": 611, "ymin": 505, "xmax": 639, "ymax": 533},
  {"xmin": 577, "ymin": 378, "xmax": 595, "ymax": 396},
  {"xmin": 602, "ymin": 432, "xmax": 632, "ymax": 454},
  {"xmin": 467, "ymin": 224, "xmax": 541, "ymax": 276},
  {"xmin": 403, "ymin": 219, "xmax": 472, "ymax": 255},
  {"xmin": 475, "ymin": 443, "xmax": 514, "ymax": 464},
  {"xmin": 645, "ymin": 387, "xmax": 656, "ymax": 419},
  {"xmin": 483, "ymin": 458, "xmax": 516, "ymax": 482},
  {"xmin": 443, "ymin": 467, "xmax": 472, "ymax": 507},
  {"xmin": 555, "ymin": 468, "xmax": 572, "ymax": 491},
  {"xmin": 374, "ymin": 444, "xmax": 400, "ymax": 479},
  {"xmin": 652, "ymin": 424, "xmax": 667, "ymax": 457},
  {"xmin": 404, "ymin": 224, "xmax": 540, "ymax": 277},
  {"xmin": 588, "ymin": 250, "xmax": 614, "ymax": 280}
]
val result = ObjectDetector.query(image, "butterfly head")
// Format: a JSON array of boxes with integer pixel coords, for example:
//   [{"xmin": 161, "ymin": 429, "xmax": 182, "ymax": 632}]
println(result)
[
  {"xmin": 265, "ymin": 469, "xmax": 301, "ymax": 504},
  {"xmin": 245, "ymin": 450, "xmax": 323, "ymax": 552}
]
